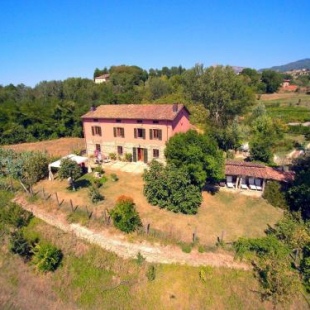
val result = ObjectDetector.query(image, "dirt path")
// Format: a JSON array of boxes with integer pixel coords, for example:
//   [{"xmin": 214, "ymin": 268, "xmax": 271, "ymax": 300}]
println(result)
[{"xmin": 13, "ymin": 196, "xmax": 249, "ymax": 270}]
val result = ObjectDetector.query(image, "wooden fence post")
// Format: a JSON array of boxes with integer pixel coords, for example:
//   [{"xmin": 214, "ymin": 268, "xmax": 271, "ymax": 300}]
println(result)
[
  {"xmin": 55, "ymin": 192, "xmax": 64, "ymax": 207},
  {"xmin": 70, "ymin": 199, "xmax": 74, "ymax": 212}
]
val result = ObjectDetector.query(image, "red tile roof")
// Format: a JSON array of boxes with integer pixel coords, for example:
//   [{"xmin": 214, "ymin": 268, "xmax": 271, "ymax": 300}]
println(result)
[
  {"xmin": 225, "ymin": 160, "xmax": 294, "ymax": 182},
  {"xmin": 95, "ymin": 74, "xmax": 110, "ymax": 79},
  {"xmin": 81, "ymin": 104, "xmax": 188, "ymax": 121}
]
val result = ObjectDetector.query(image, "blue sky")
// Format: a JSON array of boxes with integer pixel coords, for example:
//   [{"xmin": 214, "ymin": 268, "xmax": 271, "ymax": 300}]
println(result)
[{"xmin": 1, "ymin": 0, "xmax": 309, "ymax": 87}]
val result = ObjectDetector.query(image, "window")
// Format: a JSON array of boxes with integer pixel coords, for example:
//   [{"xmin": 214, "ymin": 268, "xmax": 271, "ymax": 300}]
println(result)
[
  {"xmin": 149, "ymin": 129, "xmax": 162, "ymax": 140},
  {"xmin": 134, "ymin": 128, "xmax": 145, "ymax": 139},
  {"xmin": 95, "ymin": 144, "xmax": 101, "ymax": 152},
  {"xmin": 93, "ymin": 118, "xmax": 99, "ymax": 122},
  {"xmin": 91, "ymin": 126, "xmax": 102, "ymax": 136},
  {"xmin": 117, "ymin": 146, "xmax": 123, "ymax": 155},
  {"xmin": 153, "ymin": 149, "xmax": 159, "ymax": 158},
  {"xmin": 137, "ymin": 120, "xmax": 143, "ymax": 123},
  {"xmin": 116, "ymin": 119, "xmax": 122, "ymax": 123},
  {"xmin": 113, "ymin": 127, "xmax": 125, "ymax": 138},
  {"xmin": 153, "ymin": 120, "xmax": 159, "ymax": 124}
]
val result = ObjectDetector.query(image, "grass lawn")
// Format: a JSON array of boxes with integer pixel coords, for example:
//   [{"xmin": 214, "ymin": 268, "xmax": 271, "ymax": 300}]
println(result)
[{"xmin": 35, "ymin": 168, "xmax": 283, "ymax": 247}]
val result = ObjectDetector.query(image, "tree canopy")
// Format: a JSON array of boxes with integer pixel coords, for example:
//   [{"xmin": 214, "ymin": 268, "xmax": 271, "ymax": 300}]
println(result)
[
  {"xmin": 182, "ymin": 65, "xmax": 255, "ymax": 127},
  {"xmin": 164, "ymin": 130, "xmax": 224, "ymax": 188}
]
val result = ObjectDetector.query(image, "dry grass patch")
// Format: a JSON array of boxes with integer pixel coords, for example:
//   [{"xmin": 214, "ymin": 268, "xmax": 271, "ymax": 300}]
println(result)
[
  {"xmin": 35, "ymin": 168, "xmax": 283, "ymax": 247},
  {"xmin": 3, "ymin": 137, "xmax": 85, "ymax": 157}
]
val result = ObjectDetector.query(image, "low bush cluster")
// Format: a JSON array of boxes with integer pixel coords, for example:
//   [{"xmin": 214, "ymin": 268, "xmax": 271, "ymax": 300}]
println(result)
[
  {"xmin": 1, "ymin": 199, "xmax": 63, "ymax": 273},
  {"xmin": 110, "ymin": 196, "xmax": 142, "ymax": 233}
]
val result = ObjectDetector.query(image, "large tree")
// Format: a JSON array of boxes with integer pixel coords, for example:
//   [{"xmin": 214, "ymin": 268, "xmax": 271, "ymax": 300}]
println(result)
[
  {"xmin": 143, "ymin": 161, "xmax": 202, "ymax": 214},
  {"xmin": 287, "ymin": 154, "xmax": 310, "ymax": 220},
  {"xmin": 182, "ymin": 65, "xmax": 255, "ymax": 127},
  {"xmin": 261, "ymin": 70, "xmax": 283, "ymax": 94},
  {"xmin": 164, "ymin": 130, "xmax": 224, "ymax": 188}
]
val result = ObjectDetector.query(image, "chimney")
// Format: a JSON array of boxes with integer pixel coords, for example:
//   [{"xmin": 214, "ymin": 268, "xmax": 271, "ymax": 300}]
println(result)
[
  {"xmin": 172, "ymin": 103, "xmax": 178, "ymax": 112},
  {"xmin": 90, "ymin": 105, "xmax": 96, "ymax": 112}
]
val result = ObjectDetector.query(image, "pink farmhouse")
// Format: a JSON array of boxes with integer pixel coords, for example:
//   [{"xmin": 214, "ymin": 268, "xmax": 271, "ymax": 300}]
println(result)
[{"xmin": 82, "ymin": 104, "xmax": 191, "ymax": 163}]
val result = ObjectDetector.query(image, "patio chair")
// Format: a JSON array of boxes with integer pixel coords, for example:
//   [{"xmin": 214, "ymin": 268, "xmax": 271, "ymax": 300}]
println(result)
[
  {"xmin": 226, "ymin": 176, "xmax": 235, "ymax": 188},
  {"xmin": 248, "ymin": 177, "xmax": 257, "ymax": 190},
  {"xmin": 255, "ymin": 178, "xmax": 263, "ymax": 191},
  {"xmin": 240, "ymin": 178, "xmax": 248, "ymax": 190}
]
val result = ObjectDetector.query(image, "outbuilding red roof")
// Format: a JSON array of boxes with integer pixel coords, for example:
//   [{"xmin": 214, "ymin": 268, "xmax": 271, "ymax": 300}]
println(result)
[
  {"xmin": 225, "ymin": 160, "xmax": 294, "ymax": 182},
  {"xmin": 81, "ymin": 104, "xmax": 188, "ymax": 121}
]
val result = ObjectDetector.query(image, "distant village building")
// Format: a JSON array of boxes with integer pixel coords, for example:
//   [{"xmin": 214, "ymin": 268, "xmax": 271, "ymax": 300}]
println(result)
[
  {"xmin": 82, "ymin": 104, "xmax": 191, "ymax": 163},
  {"xmin": 94, "ymin": 74, "xmax": 110, "ymax": 84},
  {"xmin": 281, "ymin": 79, "xmax": 298, "ymax": 92}
]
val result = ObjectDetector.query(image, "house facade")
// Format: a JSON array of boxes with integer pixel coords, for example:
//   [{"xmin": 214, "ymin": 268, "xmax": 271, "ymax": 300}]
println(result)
[
  {"xmin": 94, "ymin": 74, "xmax": 110, "ymax": 84},
  {"xmin": 82, "ymin": 104, "xmax": 191, "ymax": 163}
]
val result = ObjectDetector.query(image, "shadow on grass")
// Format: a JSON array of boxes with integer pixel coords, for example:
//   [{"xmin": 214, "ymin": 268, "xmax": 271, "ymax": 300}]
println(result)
[
  {"xmin": 203, "ymin": 183, "xmax": 220, "ymax": 195},
  {"xmin": 73, "ymin": 179, "xmax": 91, "ymax": 189}
]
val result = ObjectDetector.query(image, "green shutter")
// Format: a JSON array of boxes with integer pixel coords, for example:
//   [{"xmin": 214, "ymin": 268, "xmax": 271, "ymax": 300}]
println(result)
[
  {"xmin": 142, "ymin": 129, "xmax": 146, "ymax": 139},
  {"xmin": 149, "ymin": 129, "xmax": 153, "ymax": 140},
  {"xmin": 134, "ymin": 128, "xmax": 137, "ymax": 138},
  {"xmin": 144, "ymin": 148, "xmax": 148, "ymax": 163},
  {"xmin": 113, "ymin": 127, "xmax": 116, "ymax": 137},
  {"xmin": 133, "ymin": 147, "xmax": 137, "ymax": 162},
  {"xmin": 159, "ymin": 129, "xmax": 162, "ymax": 140}
]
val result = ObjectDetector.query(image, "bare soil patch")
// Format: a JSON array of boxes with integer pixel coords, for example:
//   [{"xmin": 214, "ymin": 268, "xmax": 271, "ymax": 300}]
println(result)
[{"xmin": 3, "ymin": 137, "xmax": 85, "ymax": 157}]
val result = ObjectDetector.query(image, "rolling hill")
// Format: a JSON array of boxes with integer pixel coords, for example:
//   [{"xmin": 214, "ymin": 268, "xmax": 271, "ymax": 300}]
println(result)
[{"xmin": 261, "ymin": 58, "xmax": 310, "ymax": 72}]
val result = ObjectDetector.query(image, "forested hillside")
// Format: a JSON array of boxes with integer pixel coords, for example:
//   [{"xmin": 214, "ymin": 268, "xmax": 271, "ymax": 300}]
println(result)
[{"xmin": 0, "ymin": 64, "xmax": 308, "ymax": 146}]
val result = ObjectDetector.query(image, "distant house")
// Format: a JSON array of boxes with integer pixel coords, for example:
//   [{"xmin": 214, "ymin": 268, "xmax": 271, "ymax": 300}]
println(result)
[
  {"xmin": 282, "ymin": 79, "xmax": 291, "ymax": 88},
  {"xmin": 225, "ymin": 160, "xmax": 294, "ymax": 192},
  {"xmin": 281, "ymin": 79, "xmax": 298, "ymax": 92},
  {"xmin": 94, "ymin": 74, "xmax": 110, "ymax": 84},
  {"xmin": 81, "ymin": 104, "xmax": 191, "ymax": 163}
]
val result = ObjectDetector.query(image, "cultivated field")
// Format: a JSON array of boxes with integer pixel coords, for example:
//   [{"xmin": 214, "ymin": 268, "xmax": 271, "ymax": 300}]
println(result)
[{"xmin": 259, "ymin": 93, "xmax": 310, "ymax": 123}]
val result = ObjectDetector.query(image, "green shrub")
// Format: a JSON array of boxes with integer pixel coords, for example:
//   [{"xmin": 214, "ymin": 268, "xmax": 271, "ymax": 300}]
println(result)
[
  {"xmin": 110, "ymin": 196, "xmax": 142, "ymax": 233},
  {"xmin": 226, "ymin": 150, "xmax": 235, "ymax": 159},
  {"xmin": 109, "ymin": 153, "xmax": 117, "ymax": 160},
  {"xmin": 110, "ymin": 173, "xmax": 119, "ymax": 182},
  {"xmin": 93, "ymin": 166, "xmax": 104, "ymax": 174},
  {"xmin": 125, "ymin": 153, "xmax": 132, "ymax": 162},
  {"xmin": 179, "ymin": 242, "xmax": 192, "ymax": 253},
  {"xmin": 263, "ymin": 181, "xmax": 287, "ymax": 209},
  {"xmin": 93, "ymin": 176, "xmax": 107, "ymax": 188},
  {"xmin": 9, "ymin": 231, "xmax": 33, "ymax": 260},
  {"xmin": 301, "ymin": 243, "xmax": 310, "ymax": 292},
  {"xmin": 0, "ymin": 203, "xmax": 33, "ymax": 229},
  {"xmin": 58, "ymin": 158, "xmax": 82, "ymax": 182},
  {"xmin": 146, "ymin": 265, "xmax": 156, "ymax": 281},
  {"xmin": 198, "ymin": 245, "xmax": 206, "ymax": 253},
  {"xmin": 32, "ymin": 243, "xmax": 63, "ymax": 272},
  {"xmin": 88, "ymin": 185, "xmax": 104, "ymax": 203},
  {"xmin": 136, "ymin": 251, "xmax": 145, "ymax": 265}
]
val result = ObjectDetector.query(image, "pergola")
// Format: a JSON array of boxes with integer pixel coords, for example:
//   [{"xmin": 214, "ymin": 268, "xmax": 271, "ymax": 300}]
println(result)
[{"xmin": 48, "ymin": 154, "xmax": 89, "ymax": 180}]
